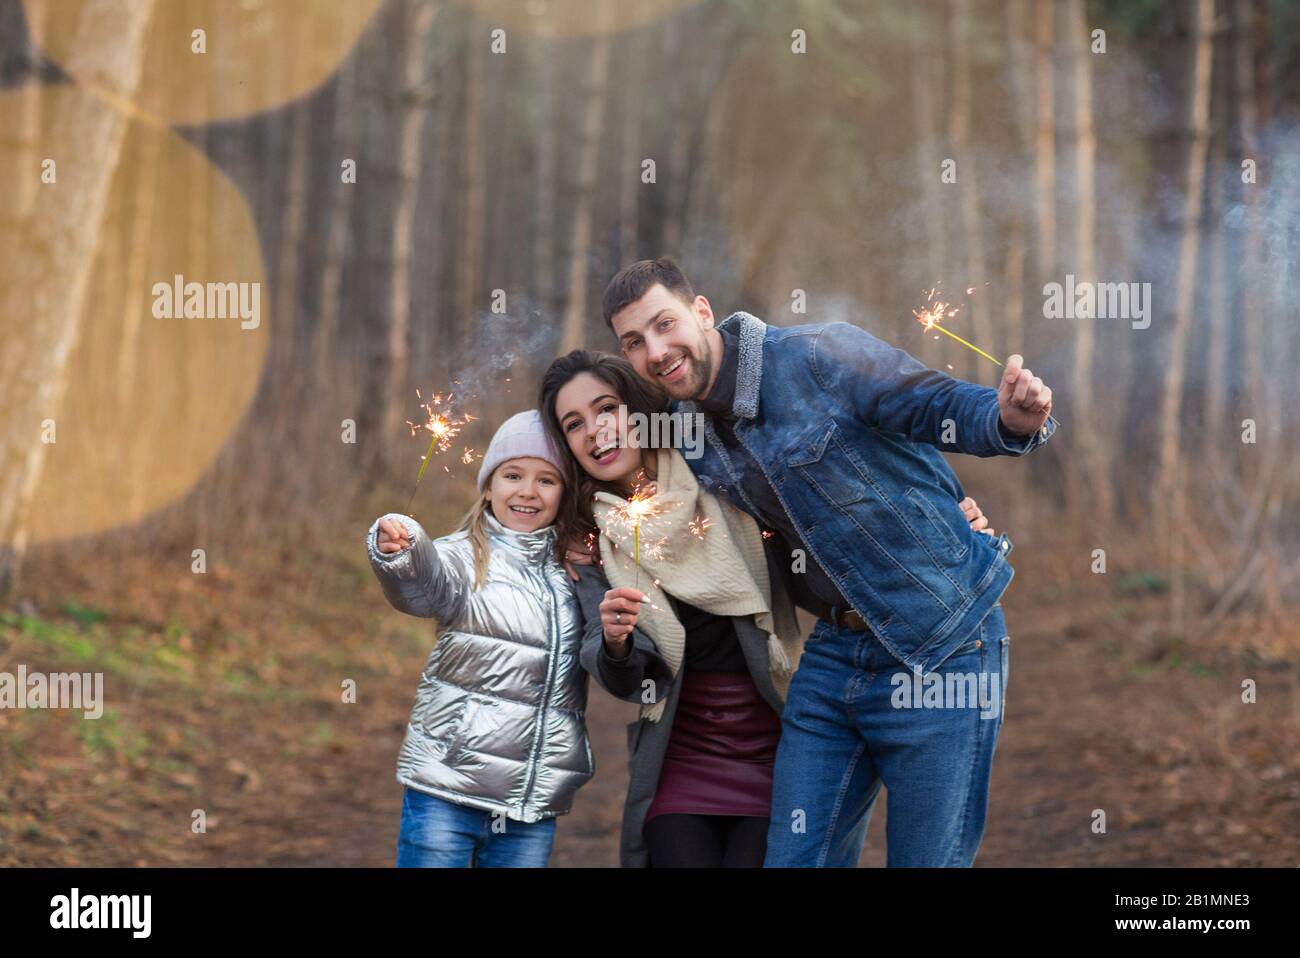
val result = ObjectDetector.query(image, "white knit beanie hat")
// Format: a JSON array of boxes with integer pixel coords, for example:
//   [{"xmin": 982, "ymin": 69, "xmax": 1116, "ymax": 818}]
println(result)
[{"xmin": 476, "ymin": 409, "xmax": 567, "ymax": 493}]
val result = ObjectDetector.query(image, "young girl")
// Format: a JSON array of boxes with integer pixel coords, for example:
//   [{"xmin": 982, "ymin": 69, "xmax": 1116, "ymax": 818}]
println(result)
[{"xmin": 367, "ymin": 409, "xmax": 592, "ymax": 868}]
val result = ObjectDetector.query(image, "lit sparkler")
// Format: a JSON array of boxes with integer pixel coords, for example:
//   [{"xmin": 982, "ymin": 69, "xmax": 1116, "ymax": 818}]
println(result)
[
  {"xmin": 602, "ymin": 472, "xmax": 666, "ymax": 594},
  {"xmin": 912, "ymin": 287, "xmax": 1003, "ymax": 368},
  {"xmin": 405, "ymin": 389, "xmax": 475, "ymax": 512}
]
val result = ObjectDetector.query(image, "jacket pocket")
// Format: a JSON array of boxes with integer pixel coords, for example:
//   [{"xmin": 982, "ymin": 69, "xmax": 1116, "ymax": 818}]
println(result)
[
  {"xmin": 787, "ymin": 420, "xmax": 869, "ymax": 506},
  {"xmin": 905, "ymin": 488, "xmax": 968, "ymax": 560}
]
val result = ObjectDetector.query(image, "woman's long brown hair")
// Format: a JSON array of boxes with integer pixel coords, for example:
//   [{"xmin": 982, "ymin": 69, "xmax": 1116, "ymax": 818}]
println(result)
[{"xmin": 538, "ymin": 350, "xmax": 670, "ymax": 558}]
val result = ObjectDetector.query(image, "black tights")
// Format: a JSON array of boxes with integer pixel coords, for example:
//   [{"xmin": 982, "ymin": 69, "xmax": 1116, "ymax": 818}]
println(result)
[{"xmin": 643, "ymin": 813, "xmax": 769, "ymax": 867}]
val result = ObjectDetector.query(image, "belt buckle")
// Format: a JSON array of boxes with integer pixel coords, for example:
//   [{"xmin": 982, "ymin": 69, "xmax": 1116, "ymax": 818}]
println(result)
[{"xmin": 830, "ymin": 605, "xmax": 861, "ymax": 631}]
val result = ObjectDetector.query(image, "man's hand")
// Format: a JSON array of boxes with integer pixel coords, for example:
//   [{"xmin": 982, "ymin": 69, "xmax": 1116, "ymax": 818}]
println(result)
[
  {"xmin": 376, "ymin": 517, "xmax": 411, "ymax": 554},
  {"xmin": 959, "ymin": 496, "xmax": 994, "ymax": 537},
  {"xmin": 997, "ymin": 354, "xmax": 1053, "ymax": 437},
  {"xmin": 600, "ymin": 587, "xmax": 644, "ymax": 658},
  {"xmin": 562, "ymin": 534, "xmax": 598, "ymax": 583}
]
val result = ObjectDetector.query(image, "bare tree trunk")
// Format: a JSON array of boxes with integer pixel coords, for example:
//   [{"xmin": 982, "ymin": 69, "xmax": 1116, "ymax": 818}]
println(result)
[
  {"xmin": 117, "ymin": 116, "xmax": 163, "ymax": 406},
  {"xmin": 619, "ymin": 28, "xmax": 646, "ymax": 266},
  {"xmin": 534, "ymin": 24, "xmax": 558, "ymax": 320},
  {"xmin": 1233, "ymin": 0, "xmax": 1264, "ymax": 479},
  {"xmin": 558, "ymin": 0, "xmax": 615, "ymax": 354},
  {"xmin": 1061, "ymin": 0, "xmax": 1109, "ymax": 518},
  {"xmin": 948, "ymin": 0, "xmax": 992, "ymax": 383},
  {"xmin": 313, "ymin": 26, "xmax": 363, "ymax": 383},
  {"xmin": 0, "ymin": 0, "xmax": 158, "ymax": 592},
  {"xmin": 1001, "ymin": 0, "xmax": 1031, "ymax": 357},
  {"xmin": 277, "ymin": 73, "xmax": 311, "ymax": 403},
  {"xmin": 1154, "ymin": 0, "xmax": 1214, "ymax": 545},
  {"xmin": 13, "ymin": 2, "xmax": 45, "ymax": 221},
  {"xmin": 1247, "ymin": 0, "xmax": 1283, "ymax": 617},
  {"xmin": 1204, "ymin": 4, "xmax": 1233, "ymax": 444},
  {"xmin": 659, "ymin": 15, "xmax": 693, "ymax": 257},
  {"xmin": 387, "ymin": 0, "xmax": 438, "ymax": 462},
  {"xmin": 458, "ymin": 17, "xmax": 485, "ymax": 338},
  {"xmin": 1033, "ymin": 0, "xmax": 1057, "ymax": 279},
  {"xmin": 911, "ymin": 14, "xmax": 947, "ymax": 292}
]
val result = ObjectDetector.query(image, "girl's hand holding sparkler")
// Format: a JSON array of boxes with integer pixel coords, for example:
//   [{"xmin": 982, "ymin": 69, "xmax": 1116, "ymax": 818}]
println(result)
[
  {"xmin": 376, "ymin": 517, "xmax": 412, "ymax": 554},
  {"xmin": 996, "ymin": 354, "xmax": 1053, "ymax": 438},
  {"xmin": 599, "ymin": 586, "xmax": 647, "ymax": 657}
]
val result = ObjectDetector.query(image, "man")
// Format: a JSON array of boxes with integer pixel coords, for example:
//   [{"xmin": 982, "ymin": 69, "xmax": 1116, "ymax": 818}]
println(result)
[{"xmin": 599, "ymin": 256, "xmax": 1057, "ymax": 867}]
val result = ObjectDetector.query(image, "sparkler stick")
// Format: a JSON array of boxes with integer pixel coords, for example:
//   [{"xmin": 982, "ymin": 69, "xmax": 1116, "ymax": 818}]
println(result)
[{"xmin": 928, "ymin": 322, "xmax": 1003, "ymax": 367}]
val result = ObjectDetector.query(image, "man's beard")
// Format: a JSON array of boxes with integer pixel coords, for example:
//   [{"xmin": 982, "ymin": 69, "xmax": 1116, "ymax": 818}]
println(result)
[{"xmin": 662, "ymin": 341, "xmax": 714, "ymax": 400}]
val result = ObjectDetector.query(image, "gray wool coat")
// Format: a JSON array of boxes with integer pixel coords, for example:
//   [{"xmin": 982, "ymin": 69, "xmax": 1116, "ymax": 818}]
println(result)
[{"xmin": 572, "ymin": 562, "xmax": 787, "ymax": 868}]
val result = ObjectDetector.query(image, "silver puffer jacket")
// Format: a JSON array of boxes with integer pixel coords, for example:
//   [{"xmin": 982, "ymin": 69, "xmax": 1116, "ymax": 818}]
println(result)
[{"xmin": 367, "ymin": 511, "xmax": 593, "ymax": 823}]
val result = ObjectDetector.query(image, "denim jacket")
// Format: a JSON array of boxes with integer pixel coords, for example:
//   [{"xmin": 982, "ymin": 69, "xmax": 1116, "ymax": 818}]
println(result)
[{"xmin": 674, "ymin": 311, "xmax": 1057, "ymax": 673}]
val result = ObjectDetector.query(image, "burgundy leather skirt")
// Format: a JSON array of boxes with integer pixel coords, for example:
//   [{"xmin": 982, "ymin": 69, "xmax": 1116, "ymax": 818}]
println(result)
[{"xmin": 645, "ymin": 669, "xmax": 783, "ymax": 821}]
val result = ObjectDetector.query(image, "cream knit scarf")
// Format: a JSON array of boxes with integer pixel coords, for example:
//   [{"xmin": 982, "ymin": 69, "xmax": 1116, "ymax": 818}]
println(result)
[{"xmin": 592, "ymin": 447, "xmax": 803, "ymax": 722}]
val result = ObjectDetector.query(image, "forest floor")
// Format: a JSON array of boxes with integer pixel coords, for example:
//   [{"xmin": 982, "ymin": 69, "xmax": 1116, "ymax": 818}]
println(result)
[{"xmin": 2, "ymin": 531, "xmax": 1297, "ymax": 867}]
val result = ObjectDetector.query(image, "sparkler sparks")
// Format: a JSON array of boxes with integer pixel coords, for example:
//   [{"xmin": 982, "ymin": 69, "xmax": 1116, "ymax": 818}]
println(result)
[
  {"xmin": 601, "ymin": 472, "xmax": 668, "ymax": 593},
  {"xmin": 912, "ymin": 287, "xmax": 1004, "ymax": 368},
  {"xmin": 688, "ymin": 515, "xmax": 711, "ymax": 540},
  {"xmin": 404, "ymin": 389, "xmax": 476, "ymax": 512}
]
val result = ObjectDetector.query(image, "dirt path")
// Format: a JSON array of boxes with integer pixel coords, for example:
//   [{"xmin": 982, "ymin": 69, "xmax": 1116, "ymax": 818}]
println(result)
[{"xmin": 3, "ymin": 554, "xmax": 1296, "ymax": 867}]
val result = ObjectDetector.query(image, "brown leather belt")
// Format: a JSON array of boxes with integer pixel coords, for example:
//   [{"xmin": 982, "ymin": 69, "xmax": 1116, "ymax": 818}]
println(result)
[{"xmin": 817, "ymin": 604, "xmax": 871, "ymax": 633}]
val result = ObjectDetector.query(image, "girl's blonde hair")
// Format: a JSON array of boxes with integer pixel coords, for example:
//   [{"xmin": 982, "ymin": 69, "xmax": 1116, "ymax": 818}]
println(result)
[{"xmin": 456, "ymin": 495, "xmax": 493, "ymax": 591}]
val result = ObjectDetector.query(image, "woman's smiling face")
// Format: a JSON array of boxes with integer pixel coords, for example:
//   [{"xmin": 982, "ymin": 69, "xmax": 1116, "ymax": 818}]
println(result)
[{"xmin": 554, "ymin": 372, "xmax": 643, "ymax": 485}]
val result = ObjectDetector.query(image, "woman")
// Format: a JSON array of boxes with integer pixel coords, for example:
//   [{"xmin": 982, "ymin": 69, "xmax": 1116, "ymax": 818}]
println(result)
[
  {"xmin": 539, "ymin": 351, "xmax": 995, "ymax": 867},
  {"xmin": 541, "ymin": 350, "xmax": 795, "ymax": 868}
]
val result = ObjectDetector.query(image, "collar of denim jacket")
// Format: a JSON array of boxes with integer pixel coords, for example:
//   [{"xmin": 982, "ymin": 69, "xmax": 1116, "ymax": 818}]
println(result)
[
  {"xmin": 711, "ymin": 310, "xmax": 766, "ymax": 420},
  {"xmin": 698, "ymin": 321, "xmax": 739, "ymax": 419}
]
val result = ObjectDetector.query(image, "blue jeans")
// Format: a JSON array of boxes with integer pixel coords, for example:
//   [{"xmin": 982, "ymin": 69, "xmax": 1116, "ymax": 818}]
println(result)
[
  {"xmin": 764, "ymin": 606, "xmax": 1010, "ymax": 867},
  {"xmin": 395, "ymin": 788, "xmax": 557, "ymax": 868}
]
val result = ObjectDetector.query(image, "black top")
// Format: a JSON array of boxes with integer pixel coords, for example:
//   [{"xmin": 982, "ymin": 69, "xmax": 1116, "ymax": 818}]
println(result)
[
  {"xmin": 697, "ymin": 323, "xmax": 852, "ymax": 613},
  {"xmin": 667, "ymin": 595, "xmax": 748, "ymax": 672}
]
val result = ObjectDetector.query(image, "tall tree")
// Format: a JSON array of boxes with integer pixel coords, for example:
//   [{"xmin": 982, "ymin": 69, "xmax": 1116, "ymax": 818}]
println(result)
[
  {"xmin": 458, "ymin": 13, "xmax": 486, "ymax": 341},
  {"xmin": 1034, "ymin": 0, "xmax": 1057, "ymax": 280},
  {"xmin": 313, "ymin": 23, "xmax": 364, "ymax": 387},
  {"xmin": 558, "ymin": 0, "xmax": 615, "ymax": 354},
  {"xmin": 619, "ymin": 27, "xmax": 647, "ymax": 266},
  {"xmin": 534, "ymin": 22, "xmax": 559, "ymax": 320},
  {"xmin": 948, "ymin": 0, "xmax": 992, "ymax": 383},
  {"xmin": 386, "ymin": 0, "xmax": 438, "ymax": 462},
  {"xmin": 0, "ymin": 0, "xmax": 159, "ymax": 592},
  {"xmin": 1154, "ymin": 0, "xmax": 1215, "ymax": 543},
  {"xmin": 1061, "ymin": 0, "xmax": 1109, "ymax": 519}
]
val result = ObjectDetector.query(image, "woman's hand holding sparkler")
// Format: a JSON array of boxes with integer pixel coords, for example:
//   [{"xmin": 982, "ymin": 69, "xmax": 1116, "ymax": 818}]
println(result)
[
  {"xmin": 376, "ymin": 517, "xmax": 412, "ymax": 554},
  {"xmin": 996, "ymin": 354, "xmax": 1053, "ymax": 438},
  {"xmin": 600, "ymin": 587, "xmax": 646, "ymax": 658}
]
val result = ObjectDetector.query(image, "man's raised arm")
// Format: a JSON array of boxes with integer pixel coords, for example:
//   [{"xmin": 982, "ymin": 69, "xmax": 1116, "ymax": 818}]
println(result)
[{"xmin": 810, "ymin": 321, "xmax": 1058, "ymax": 457}]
